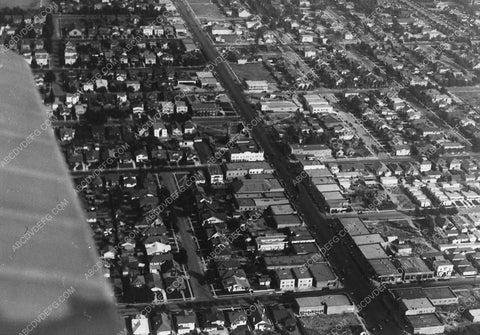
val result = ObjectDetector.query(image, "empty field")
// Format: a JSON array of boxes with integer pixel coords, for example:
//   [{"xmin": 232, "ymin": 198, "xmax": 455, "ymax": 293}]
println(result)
[
  {"xmin": 187, "ymin": 0, "xmax": 225, "ymax": 20},
  {"xmin": 230, "ymin": 62, "xmax": 276, "ymax": 82}
]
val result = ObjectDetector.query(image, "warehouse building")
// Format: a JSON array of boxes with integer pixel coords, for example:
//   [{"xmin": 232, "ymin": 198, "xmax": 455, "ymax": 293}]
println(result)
[
  {"xmin": 423, "ymin": 287, "xmax": 458, "ymax": 306},
  {"xmin": 406, "ymin": 314, "xmax": 444, "ymax": 335}
]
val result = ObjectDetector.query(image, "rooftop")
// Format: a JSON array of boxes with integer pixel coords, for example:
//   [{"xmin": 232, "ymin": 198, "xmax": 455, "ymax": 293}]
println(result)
[
  {"xmin": 338, "ymin": 217, "xmax": 370, "ymax": 236},
  {"xmin": 406, "ymin": 314, "xmax": 443, "ymax": 329},
  {"xmin": 423, "ymin": 286, "xmax": 457, "ymax": 300},
  {"xmin": 352, "ymin": 234, "xmax": 385, "ymax": 246},
  {"xmin": 358, "ymin": 243, "xmax": 389, "ymax": 260}
]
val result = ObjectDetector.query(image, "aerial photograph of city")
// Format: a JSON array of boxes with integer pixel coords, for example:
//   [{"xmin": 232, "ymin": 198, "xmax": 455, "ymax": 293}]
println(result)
[{"xmin": 3, "ymin": 0, "xmax": 480, "ymax": 334}]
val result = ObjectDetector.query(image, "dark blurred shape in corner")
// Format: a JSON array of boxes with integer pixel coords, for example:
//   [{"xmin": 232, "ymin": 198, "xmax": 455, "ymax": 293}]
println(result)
[{"xmin": 0, "ymin": 51, "xmax": 124, "ymax": 334}]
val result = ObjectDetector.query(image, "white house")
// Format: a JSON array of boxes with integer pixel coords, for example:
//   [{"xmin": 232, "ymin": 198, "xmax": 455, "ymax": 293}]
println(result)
[
  {"xmin": 64, "ymin": 42, "xmax": 78, "ymax": 65},
  {"xmin": 154, "ymin": 122, "xmax": 168, "ymax": 139},
  {"xmin": 131, "ymin": 315, "xmax": 151, "ymax": 335},
  {"xmin": 145, "ymin": 241, "xmax": 172, "ymax": 255},
  {"xmin": 34, "ymin": 49, "xmax": 49, "ymax": 66},
  {"xmin": 176, "ymin": 314, "xmax": 196, "ymax": 335},
  {"xmin": 66, "ymin": 93, "xmax": 80, "ymax": 106}
]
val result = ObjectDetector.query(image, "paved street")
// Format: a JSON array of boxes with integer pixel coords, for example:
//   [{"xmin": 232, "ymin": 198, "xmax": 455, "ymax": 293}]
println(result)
[
  {"xmin": 158, "ymin": 172, "xmax": 213, "ymax": 301},
  {"xmin": 174, "ymin": 0, "xmax": 407, "ymax": 333}
]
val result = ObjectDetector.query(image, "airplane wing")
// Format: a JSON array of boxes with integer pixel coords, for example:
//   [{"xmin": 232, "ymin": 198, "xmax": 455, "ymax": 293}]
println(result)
[{"xmin": 0, "ymin": 51, "xmax": 124, "ymax": 334}]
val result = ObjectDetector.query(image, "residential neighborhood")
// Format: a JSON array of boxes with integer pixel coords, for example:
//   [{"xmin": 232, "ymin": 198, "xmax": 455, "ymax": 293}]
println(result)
[{"xmin": 4, "ymin": 0, "xmax": 480, "ymax": 334}]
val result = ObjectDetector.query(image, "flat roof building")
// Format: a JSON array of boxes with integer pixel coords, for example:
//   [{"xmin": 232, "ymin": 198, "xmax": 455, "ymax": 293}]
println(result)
[
  {"xmin": 397, "ymin": 257, "xmax": 434, "ymax": 281},
  {"xmin": 423, "ymin": 287, "xmax": 458, "ymax": 306},
  {"xmin": 338, "ymin": 217, "xmax": 370, "ymax": 236},
  {"xmin": 352, "ymin": 234, "xmax": 385, "ymax": 246},
  {"xmin": 275, "ymin": 269, "xmax": 295, "ymax": 291},
  {"xmin": 272, "ymin": 214, "xmax": 302, "ymax": 229},
  {"xmin": 264, "ymin": 255, "xmax": 317, "ymax": 270},
  {"xmin": 359, "ymin": 243, "xmax": 390, "ymax": 260},
  {"xmin": 295, "ymin": 297, "xmax": 325, "ymax": 315},
  {"xmin": 368, "ymin": 258, "xmax": 403, "ymax": 283},
  {"xmin": 308, "ymin": 263, "xmax": 337, "ymax": 289},
  {"xmin": 292, "ymin": 268, "xmax": 313, "ymax": 289},
  {"xmin": 320, "ymin": 295, "xmax": 355, "ymax": 315},
  {"xmin": 406, "ymin": 314, "xmax": 444, "ymax": 335}
]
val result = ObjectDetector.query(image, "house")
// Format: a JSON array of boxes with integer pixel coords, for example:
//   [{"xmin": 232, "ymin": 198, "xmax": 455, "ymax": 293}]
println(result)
[
  {"xmin": 301, "ymin": 34, "xmax": 314, "ymax": 43},
  {"xmin": 226, "ymin": 311, "xmax": 247, "ymax": 330},
  {"xmin": 433, "ymin": 258, "xmax": 454, "ymax": 278},
  {"xmin": 420, "ymin": 159, "xmax": 432, "ymax": 173},
  {"xmin": 154, "ymin": 122, "xmax": 168, "ymax": 139},
  {"xmin": 154, "ymin": 313, "xmax": 174, "ymax": 335},
  {"xmin": 271, "ymin": 308, "xmax": 296, "ymax": 332},
  {"xmin": 176, "ymin": 101, "xmax": 188, "ymax": 114},
  {"xmin": 393, "ymin": 144, "xmax": 411, "ymax": 156},
  {"xmin": 220, "ymin": 269, "xmax": 251, "ymax": 292},
  {"xmin": 161, "ymin": 101, "xmax": 175, "ymax": 115},
  {"xmin": 131, "ymin": 315, "xmax": 151, "ymax": 335},
  {"xmin": 64, "ymin": 42, "xmax": 78, "ymax": 65},
  {"xmin": 468, "ymin": 309, "xmax": 480, "ymax": 322},
  {"xmin": 117, "ymin": 92, "xmax": 127, "ymax": 103},
  {"xmin": 144, "ymin": 237, "xmax": 172, "ymax": 255},
  {"xmin": 135, "ymin": 148, "xmax": 148, "ymax": 163},
  {"xmin": 141, "ymin": 25, "xmax": 164, "ymax": 36},
  {"xmin": 175, "ymin": 313, "xmax": 196, "ymax": 335},
  {"xmin": 95, "ymin": 78, "xmax": 108, "ymax": 89},
  {"xmin": 66, "ymin": 93, "xmax": 80, "ymax": 106},
  {"xmin": 126, "ymin": 81, "xmax": 141, "ymax": 92},
  {"xmin": 34, "ymin": 49, "xmax": 49, "ymax": 67},
  {"xmin": 208, "ymin": 165, "xmax": 224, "ymax": 184},
  {"xmin": 238, "ymin": 8, "xmax": 252, "ymax": 18},
  {"xmin": 68, "ymin": 28, "xmax": 83, "ymax": 38},
  {"xmin": 184, "ymin": 121, "xmax": 196, "ymax": 134},
  {"xmin": 250, "ymin": 302, "xmax": 273, "ymax": 331},
  {"xmin": 200, "ymin": 309, "xmax": 226, "ymax": 333},
  {"xmin": 59, "ymin": 128, "xmax": 75, "ymax": 142}
]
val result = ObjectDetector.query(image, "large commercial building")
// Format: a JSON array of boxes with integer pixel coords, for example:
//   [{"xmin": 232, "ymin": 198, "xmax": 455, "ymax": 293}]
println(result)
[
  {"xmin": 295, "ymin": 295, "xmax": 355, "ymax": 316},
  {"xmin": 392, "ymin": 288, "xmax": 436, "ymax": 316},
  {"xmin": 308, "ymin": 263, "xmax": 337, "ymax": 289},
  {"xmin": 397, "ymin": 257, "xmax": 435, "ymax": 281},
  {"xmin": 423, "ymin": 287, "xmax": 458, "ymax": 306}
]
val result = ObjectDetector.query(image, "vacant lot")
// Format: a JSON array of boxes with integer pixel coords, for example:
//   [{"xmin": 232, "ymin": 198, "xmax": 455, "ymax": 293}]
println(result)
[
  {"xmin": 231, "ymin": 62, "xmax": 276, "ymax": 82},
  {"xmin": 454, "ymin": 91, "xmax": 480, "ymax": 108},
  {"xmin": 187, "ymin": 0, "xmax": 225, "ymax": 20},
  {"xmin": 300, "ymin": 314, "xmax": 363, "ymax": 335}
]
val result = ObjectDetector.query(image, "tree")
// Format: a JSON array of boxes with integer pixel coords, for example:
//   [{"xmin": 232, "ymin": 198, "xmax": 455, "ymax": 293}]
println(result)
[
  {"xmin": 175, "ymin": 248, "xmax": 188, "ymax": 265},
  {"xmin": 44, "ymin": 70, "xmax": 56, "ymax": 83}
]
